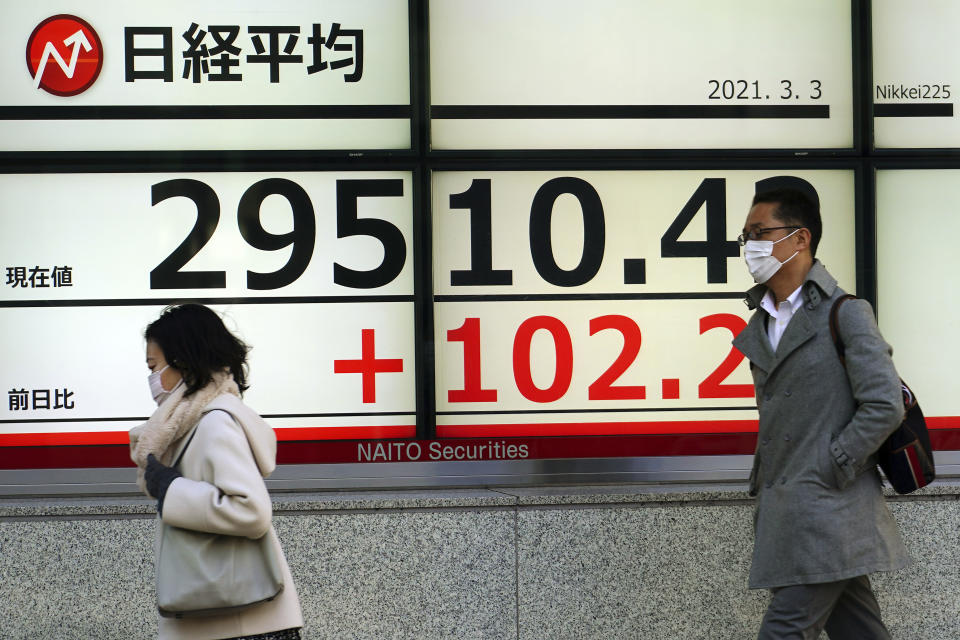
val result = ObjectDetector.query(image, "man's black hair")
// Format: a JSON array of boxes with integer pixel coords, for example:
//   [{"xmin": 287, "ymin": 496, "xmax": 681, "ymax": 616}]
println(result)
[
  {"xmin": 145, "ymin": 304, "xmax": 250, "ymax": 396},
  {"xmin": 752, "ymin": 187, "xmax": 822, "ymax": 257}
]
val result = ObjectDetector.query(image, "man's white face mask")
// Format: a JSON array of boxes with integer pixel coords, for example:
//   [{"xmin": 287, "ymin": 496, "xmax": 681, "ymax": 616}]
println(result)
[{"xmin": 743, "ymin": 229, "xmax": 800, "ymax": 284}]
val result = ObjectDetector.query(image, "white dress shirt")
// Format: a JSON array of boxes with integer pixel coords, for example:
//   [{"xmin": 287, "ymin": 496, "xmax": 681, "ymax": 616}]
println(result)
[{"xmin": 759, "ymin": 285, "xmax": 804, "ymax": 352}]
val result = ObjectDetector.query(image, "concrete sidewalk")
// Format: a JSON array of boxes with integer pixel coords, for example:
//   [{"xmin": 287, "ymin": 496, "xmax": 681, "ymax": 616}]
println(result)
[{"xmin": 1, "ymin": 483, "xmax": 957, "ymax": 639}]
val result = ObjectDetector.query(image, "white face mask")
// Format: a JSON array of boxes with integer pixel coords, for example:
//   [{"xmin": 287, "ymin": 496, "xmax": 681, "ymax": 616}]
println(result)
[
  {"xmin": 148, "ymin": 364, "xmax": 172, "ymax": 405},
  {"xmin": 743, "ymin": 229, "xmax": 800, "ymax": 284}
]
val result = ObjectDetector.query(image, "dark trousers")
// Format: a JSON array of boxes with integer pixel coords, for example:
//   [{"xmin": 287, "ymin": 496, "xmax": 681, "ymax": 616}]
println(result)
[{"xmin": 757, "ymin": 575, "xmax": 891, "ymax": 640}]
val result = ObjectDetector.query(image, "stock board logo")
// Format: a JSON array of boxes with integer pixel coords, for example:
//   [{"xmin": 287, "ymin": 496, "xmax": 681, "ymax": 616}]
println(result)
[{"xmin": 26, "ymin": 14, "xmax": 103, "ymax": 96}]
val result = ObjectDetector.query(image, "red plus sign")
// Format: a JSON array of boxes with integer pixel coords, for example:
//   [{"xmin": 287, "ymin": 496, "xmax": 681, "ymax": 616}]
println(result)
[{"xmin": 333, "ymin": 329, "xmax": 403, "ymax": 403}]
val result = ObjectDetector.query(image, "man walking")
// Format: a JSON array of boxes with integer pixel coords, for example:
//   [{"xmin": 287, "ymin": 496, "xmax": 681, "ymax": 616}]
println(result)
[{"xmin": 732, "ymin": 188, "xmax": 909, "ymax": 639}]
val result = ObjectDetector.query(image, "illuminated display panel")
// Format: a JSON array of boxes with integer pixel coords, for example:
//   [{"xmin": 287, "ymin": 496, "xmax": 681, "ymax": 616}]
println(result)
[
  {"xmin": 876, "ymin": 170, "xmax": 960, "ymax": 432},
  {"xmin": 0, "ymin": 171, "xmax": 417, "ymax": 458},
  {"xmin": 1, "ymin": 0, "xmax": 411, "ymax": 151},
  {"xmin": 432, "ymin": 169, "xmax": 856, "ymax": 436},
  {"xmin": 7, "ymin": 3, "xmax": 959, "ymax": 489},
  {"xmin": 430, "ymin": 0, "xmax": 853, "ymax": 150},
  {"xmin": 872, "ymin": 0, "xmax": 959, "ymax": 149}
]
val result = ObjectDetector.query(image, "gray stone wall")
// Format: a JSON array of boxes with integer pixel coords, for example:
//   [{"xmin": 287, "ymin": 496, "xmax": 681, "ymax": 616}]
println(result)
[{"xmin": 1, "ymin": 484, "xmax": 957, "ymax": 639}]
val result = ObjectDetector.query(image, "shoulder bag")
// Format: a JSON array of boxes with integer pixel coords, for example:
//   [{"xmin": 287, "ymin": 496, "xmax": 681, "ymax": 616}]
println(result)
[
  {"xmin": 156, "ymin": 411, "xmax": 284, "ymax": 618},
  {"xmin": 829, "ymin": 294, "xmax": 935, "ymax": 494}
]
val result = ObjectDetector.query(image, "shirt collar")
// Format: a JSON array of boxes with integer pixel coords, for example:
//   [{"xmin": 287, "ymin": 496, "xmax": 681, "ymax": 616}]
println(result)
[
  {"xmin": 743, "ymin": 259, "xmax": 837, "ymax": 310},
  {"xmin": 760, "ymin": 284, "xmax": 804, "ymax": 316}
]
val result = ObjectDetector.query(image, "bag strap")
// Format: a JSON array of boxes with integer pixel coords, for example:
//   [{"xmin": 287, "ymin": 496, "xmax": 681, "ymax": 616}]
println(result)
[
  {"xmin": 828, "ymin": 293, "xmax": 857, "ymax": 366},
  {"xmin": 830, "ymin": 294, "xmax": 914, "ymax": 408},
  {"xmin": 170, "ymin": 424, "xmax": 201, "ymax": 469},
  {"xmin": 169, "ymin": 408, "xmax": 229, "ymax": 469}
]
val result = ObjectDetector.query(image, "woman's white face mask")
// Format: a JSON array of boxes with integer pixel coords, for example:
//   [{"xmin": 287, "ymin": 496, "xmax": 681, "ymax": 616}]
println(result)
[
  {"xmin": 148, "ymin": 365, "xmax": 175, "ymax": 405},
  {"xmin": 743, "ymin": 229, "xmax": 800, "ymax": 284}
]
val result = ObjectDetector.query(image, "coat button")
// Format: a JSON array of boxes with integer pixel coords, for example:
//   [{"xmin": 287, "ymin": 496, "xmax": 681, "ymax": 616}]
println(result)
[
  {"xmin": 764, "ymin": 394, "xmax": 772, "ymax": 402},
  {"xmin": 806, "ymin": 303, "xmax": 814, "ymax": 310},
  {"xmin": 784, "ymin": 434, "xmax": 791, "ymax": 441},
  {"xmin": 784, "ymin": 390, "xmax": 792, "ymax": 397},
  {"xmin": 761, "ymin": 438, "xmax": 769, "ymax": 446},
  {"xmin": 766, "ymin": 480, "xmax": 774, "ymax": 488}
]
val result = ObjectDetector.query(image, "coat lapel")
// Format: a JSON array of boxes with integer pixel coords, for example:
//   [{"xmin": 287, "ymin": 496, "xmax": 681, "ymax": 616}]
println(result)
[
  {"xmin": 732, "ymin": 311, "xmax": 775, "ymax": 374},
  {"xmin": 734, "ymin": 260, "xmax": 837, "ymax": 376},
  {"xmin": 771, "ymin": 260, "xmax": 835, "ymax": 367},
  {"xmin": 772, "ymin": 306, "xmax": 816, "ymax": 364}
]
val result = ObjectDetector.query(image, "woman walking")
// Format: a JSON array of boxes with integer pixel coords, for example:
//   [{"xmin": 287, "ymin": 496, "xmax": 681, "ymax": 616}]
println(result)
[{"xmin": 130, "ymin": 304, "xmax": 303, "ymax": 640}]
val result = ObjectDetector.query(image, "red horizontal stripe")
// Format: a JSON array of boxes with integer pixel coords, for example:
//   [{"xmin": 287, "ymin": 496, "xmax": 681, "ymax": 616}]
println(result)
[
  {"xmin": 436, "ymin": 419, "xmax": 760, "ymax": 438},
  {"xmin": 3, "ymin": 417, "xmax": 955, "ymax": 449},
  {"xmin": 0, "ymin": 444, "xmax": 134, "ymax": 469},
  {"xmin": 274, "ymin": 425, "xmax": 415, "ymax": 441},
  {"xmin": 6, "ymin": 429, "xmax": 959, "ymax": 470},
  {"xmin": 930, "ymin": 429, "xmax": 960, "ymax": 451},
  {"xmin": 0, "ymin": 425, "xmax": 416, "ymax": 447},
  {"xmin": 1, "ymin": 426, "xmax": 958, "ymax": 470},
  {"xmin": 0, "ymin": 431, "xmax": 130, "ymax": 447},
  {"xmin": 278, "ymin": 433, "xmax": 762, "ymax": 464}
]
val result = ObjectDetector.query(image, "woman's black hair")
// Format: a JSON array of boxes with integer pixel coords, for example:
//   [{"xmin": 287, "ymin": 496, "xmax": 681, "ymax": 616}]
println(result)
[{"xmin": 144, "ymin": 304, "xmax": 250, "ymax": 396}]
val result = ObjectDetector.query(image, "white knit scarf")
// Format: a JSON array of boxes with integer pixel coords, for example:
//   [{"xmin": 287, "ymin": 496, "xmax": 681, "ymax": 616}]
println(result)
[{"xmin": 129, "ymin": 370, "xmax": 240, "ymax": 495}]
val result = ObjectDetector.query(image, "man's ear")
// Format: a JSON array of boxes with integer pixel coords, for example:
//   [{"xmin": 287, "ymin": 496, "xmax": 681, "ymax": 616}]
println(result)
[{"xmin": 796, "ymin": 228, "xmax": 812, "ymax": 252}]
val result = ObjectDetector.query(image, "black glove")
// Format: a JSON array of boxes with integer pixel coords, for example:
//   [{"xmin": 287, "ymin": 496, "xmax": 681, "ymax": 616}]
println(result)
[{"xmin": 145, "ymin": 453, "xmax": 182, "ymax": 516}]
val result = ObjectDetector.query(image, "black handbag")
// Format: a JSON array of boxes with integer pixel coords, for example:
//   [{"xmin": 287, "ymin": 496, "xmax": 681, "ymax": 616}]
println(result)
[{"xmin": 829, "ymin": 295, "xmax": 935, "ymax": 494}]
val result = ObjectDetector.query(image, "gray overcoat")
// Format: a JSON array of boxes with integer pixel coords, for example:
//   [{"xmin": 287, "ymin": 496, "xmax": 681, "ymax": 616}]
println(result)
[{"xmin": 732, "ymin": 260, "xmax": 910, "ymax": 589}]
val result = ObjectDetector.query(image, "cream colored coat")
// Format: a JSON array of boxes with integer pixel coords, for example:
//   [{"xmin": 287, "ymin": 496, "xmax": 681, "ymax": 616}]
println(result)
[{"xmin": 156, "ymin": 395, "xmax": 303, "ymax": 640}]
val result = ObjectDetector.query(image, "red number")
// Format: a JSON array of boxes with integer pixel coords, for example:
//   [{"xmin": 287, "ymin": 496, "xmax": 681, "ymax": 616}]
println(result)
[
  {"xmin": 698, "ymin": 313, "xmax": 755, "ymax": 399},
  {"xmin": 512, "ymin": 316, "xmax": 573, "ymax": 403},
  {"xmin": 447, "ymin": 318, "xmax": 498, "ymax": 402},
  {"xmin": 588, "ymin": 315, "xmax": 646, "ymax": 400}
]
